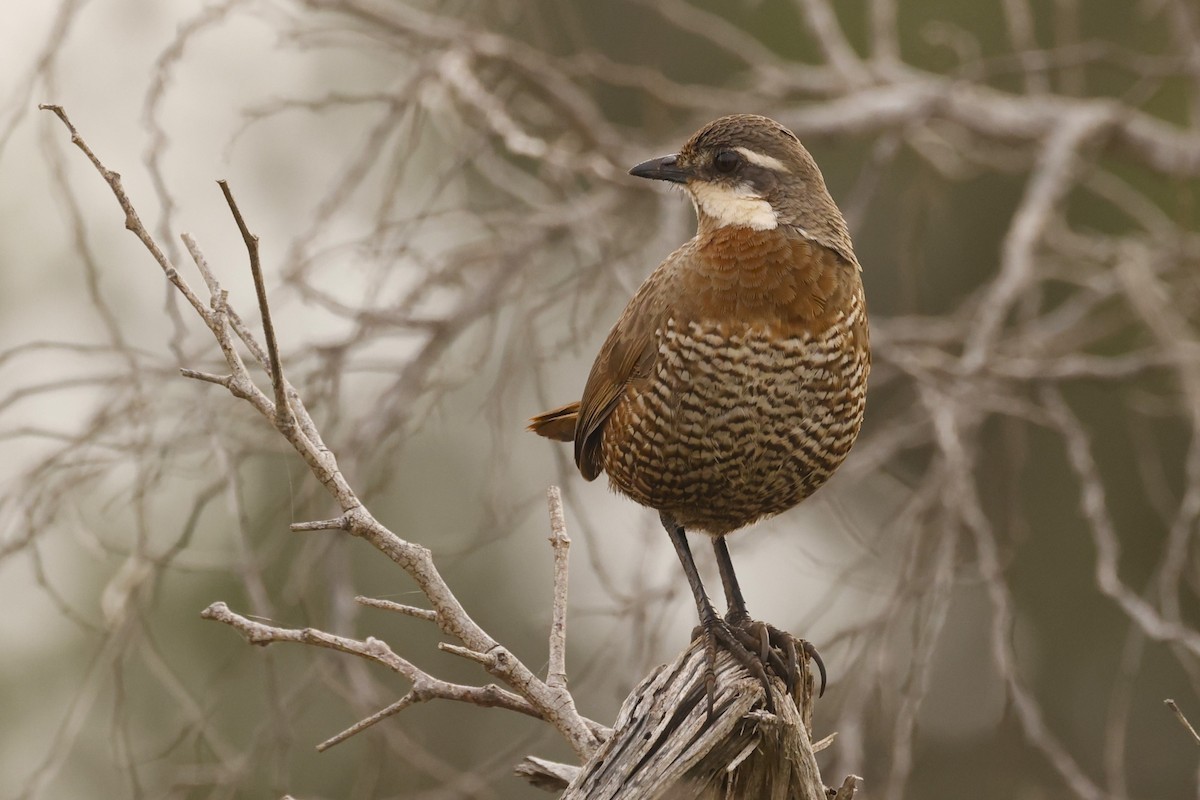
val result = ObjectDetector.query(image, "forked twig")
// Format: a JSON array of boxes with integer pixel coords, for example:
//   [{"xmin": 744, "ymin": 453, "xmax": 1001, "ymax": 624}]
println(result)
[
  {"xmin": 216, "ymin": 179, "xmax": 294, "ymax": 433},
  {"xmin": 39, "ymin": 102, "xmax": 603, "ymax": 761}
]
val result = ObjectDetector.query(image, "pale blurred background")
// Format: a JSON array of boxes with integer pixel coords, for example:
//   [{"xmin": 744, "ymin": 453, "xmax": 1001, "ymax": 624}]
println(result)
[{"xmin": 1, "ymin": 1, "xmax": 1198, "ymax": 798}]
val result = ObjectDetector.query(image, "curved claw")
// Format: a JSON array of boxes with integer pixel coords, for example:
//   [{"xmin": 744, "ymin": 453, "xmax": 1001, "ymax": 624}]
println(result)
[
  {"xmin": 780, "ymin": 633, "xmax": 799, "ymax": 696},
  {"xmin": 802, "ymin": 640, "xmax": 828, "ymax": 697},
  {"xmin": 762, "ymin": 623, "xmax": 799, "ymax": 695},
  {"xmin": 725, "ymin": 617, "xmax": 829, "ymax": 700},
  {"xmin": 729, "ymin": 624, "xmax": 791, "ymax": 692}
]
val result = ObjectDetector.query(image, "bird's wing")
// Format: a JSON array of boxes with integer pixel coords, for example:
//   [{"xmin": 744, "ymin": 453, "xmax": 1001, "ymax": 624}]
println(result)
[{"xmin": 574, "ymin": 259, "xmax": 679, "ymax": 481}]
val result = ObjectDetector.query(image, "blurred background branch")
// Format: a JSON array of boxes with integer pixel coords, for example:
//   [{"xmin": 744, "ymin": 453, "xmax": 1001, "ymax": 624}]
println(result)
[{"xmin": 1, "ymin": 1, "xmax": 1198, "ymax": 798}]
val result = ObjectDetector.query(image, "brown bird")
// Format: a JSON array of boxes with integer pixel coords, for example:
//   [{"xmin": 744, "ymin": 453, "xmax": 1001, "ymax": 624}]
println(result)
[{"xmin": 530, "ymin": 114, "xmax": 869, "ymax": 709}]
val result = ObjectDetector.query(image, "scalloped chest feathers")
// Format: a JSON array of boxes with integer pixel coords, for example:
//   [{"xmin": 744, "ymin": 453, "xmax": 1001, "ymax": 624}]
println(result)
[{"xmin": 599, "ymin": 233, "xmax": 869, "ymax": 535}]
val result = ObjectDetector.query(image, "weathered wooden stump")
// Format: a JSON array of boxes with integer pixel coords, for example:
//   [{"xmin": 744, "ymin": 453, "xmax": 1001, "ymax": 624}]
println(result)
[{"xmin": 517, "ymin": 638, "xmax": 861, "ymax": 799}]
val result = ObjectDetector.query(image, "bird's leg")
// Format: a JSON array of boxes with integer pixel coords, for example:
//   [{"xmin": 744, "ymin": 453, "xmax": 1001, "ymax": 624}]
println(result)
[
  {"xmin": 713, "ymin": 534, "xmax": 791, "ymax": 687},
  {"xmin": 661, "ymin": 513, "xmax": 775, "ymax": 715},
  {"xmin": 711, "ymin": 535, "xmax": 827, "ymax": 698},
  {"xmin": 712, "ymin": 534, "xmax": 750, "ymax": 624}
]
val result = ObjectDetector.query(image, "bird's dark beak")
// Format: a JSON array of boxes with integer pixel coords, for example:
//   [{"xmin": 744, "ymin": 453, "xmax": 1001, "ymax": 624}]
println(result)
[{"xmin": 629, "ymin": 154, "xmax": 690, "ymax": 184}]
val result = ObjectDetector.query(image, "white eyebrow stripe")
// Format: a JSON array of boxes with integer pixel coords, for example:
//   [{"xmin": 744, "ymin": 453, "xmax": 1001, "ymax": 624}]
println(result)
[{"xmin": 734, "ymin": 147, "xmax": 789, "ymax": 172}]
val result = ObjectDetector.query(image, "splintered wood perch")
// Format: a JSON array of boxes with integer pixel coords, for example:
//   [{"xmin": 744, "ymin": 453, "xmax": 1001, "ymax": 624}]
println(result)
[{"xmin": 518, "ymin": 641, "xmax": 860, "ymax": 799}]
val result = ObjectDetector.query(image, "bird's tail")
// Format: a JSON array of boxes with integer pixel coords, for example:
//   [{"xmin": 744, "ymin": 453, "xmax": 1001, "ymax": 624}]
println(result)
[{"xmin": 527, "ymin": 402, "xmax": 579, "ymax": 442}]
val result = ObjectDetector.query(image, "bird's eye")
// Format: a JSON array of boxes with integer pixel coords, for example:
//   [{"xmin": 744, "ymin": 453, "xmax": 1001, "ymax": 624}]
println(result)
[{"xmin": 713, "ymin": 150, "xmax": 740, "ymax": 173}]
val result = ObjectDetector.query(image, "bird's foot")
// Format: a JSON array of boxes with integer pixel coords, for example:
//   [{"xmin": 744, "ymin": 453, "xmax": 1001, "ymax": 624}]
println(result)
[
  {"xmin": 691, "ymin": 613, "xmax": 778, "ymax": 716},
  {"xmin": 724, "ymin": 613, "xmax": 827, "ymax": 700}
]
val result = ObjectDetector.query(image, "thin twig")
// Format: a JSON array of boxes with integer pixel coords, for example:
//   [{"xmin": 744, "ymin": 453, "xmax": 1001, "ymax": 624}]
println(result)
[
  {"xmin": 217, "ymin": 180, "xmax": 295, "ymax": 434},
  {"xmin": 317, "ymin": 693, "xmax": 417, "ymax": 751},
  {"xmin": 200, "ymin": 602, "xmax": 543, "ymax": 734},
  {"xmin": 439, "ymin": 642, "xmax": 498, "ymax": 667},
  {"xmin": 547, "ymin": 485, "xmax": 570, "ymax": 691},
  {"xmin": 36, "ymin": 104, "xmax": 211, "ymax": 321},
  {"xmin": 290, "ymin": 517, "xmax": 351, "ymax": 532},
  {"xmin": 1165, "ymin": 699, "xmax": 1200, "ymax": 746},
  {"xmin": 356, "ymin": 596, "xmax": 438, "ymax": 622}
]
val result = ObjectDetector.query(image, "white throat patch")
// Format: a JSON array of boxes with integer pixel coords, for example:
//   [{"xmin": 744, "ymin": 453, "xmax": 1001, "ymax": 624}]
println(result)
[{"xmin": 688, "ymin": 181, "xmax": 778, "ymax": 231}]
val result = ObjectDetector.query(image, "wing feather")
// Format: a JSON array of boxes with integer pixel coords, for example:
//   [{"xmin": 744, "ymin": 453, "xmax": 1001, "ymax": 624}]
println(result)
[{"xmin": 573, "ymin": 256, "xmax": 681, "ymax": 480}]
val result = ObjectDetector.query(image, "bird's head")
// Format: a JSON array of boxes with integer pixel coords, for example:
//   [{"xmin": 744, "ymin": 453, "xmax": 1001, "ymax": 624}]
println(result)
[{"xmin": 629, "ymin": 114, "xmax": 854, "ymax": 263}]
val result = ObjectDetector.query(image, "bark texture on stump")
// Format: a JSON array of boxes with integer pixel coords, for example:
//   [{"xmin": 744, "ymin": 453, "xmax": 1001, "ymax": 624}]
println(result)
[{"xmin": 517, "ymin": 638, "xmax": 860, "ymax": 799}]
